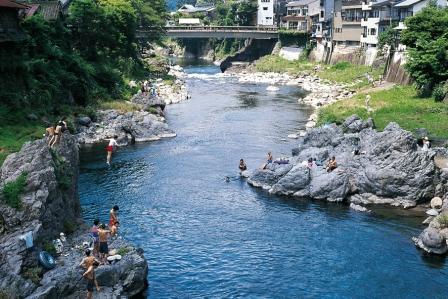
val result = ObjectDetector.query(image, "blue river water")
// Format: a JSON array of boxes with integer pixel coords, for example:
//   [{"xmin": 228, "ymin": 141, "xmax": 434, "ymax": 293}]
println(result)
[{"xmin": 79, "ymin": 63, "xmax": 448, "ymax": 298}]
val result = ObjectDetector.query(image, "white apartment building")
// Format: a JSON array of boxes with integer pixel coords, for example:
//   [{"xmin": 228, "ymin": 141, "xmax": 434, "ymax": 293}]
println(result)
[
  {"xmin": 258, "ymin": 0, "xmax": 275, "ymax": 26},
  {"xmin": 281, "ymin": 0, "xmax": 315, "ymax": 31}
]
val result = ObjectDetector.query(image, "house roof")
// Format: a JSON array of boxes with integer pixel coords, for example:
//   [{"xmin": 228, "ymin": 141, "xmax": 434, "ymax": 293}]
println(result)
[
  {"xmin": 25, "ymin": 1, "xmax": 61, "ymax": 20},
  {"xmin": 286, "ymin": 0, "xmax": 316, "ymax": 7},
  {"xmin": 0, "ymin": 0, "xmax": 28, "ymax": 9},
  {"xmin": 395, "ymin": 0, "xmax": 422, "ymax": 7},
  {"xmin": 178, "ymin": 4, "xmax": 215, "ymax": 13}
]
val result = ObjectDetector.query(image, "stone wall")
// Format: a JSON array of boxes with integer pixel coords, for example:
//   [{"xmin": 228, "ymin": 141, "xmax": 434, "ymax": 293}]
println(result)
[{"xmin": 384, "ymin": 51, "xmax": 412, "ymax": 85}]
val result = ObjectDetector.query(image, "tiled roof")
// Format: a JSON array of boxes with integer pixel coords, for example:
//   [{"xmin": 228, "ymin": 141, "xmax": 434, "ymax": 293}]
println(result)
[
  {"xmin": 0, "ymin": 0, "xmax": 28, "ymax": 9},
  {"xmin": 26, "ymin": 1, "xmax": 60, "ymax": 20},
  {"xmin": 286, "ymin": 0, "xmax": 317, "ymax": 7}
]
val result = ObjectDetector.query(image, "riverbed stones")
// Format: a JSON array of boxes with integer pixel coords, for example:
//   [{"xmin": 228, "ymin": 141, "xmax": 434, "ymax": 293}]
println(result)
[
  {"xmin": 77, "ymin": 116, "xmax": 91, "ymax": 127},
  {"xmin": 247, "ymin": 116, "xmax": 441, "ymax": 208},
  {"xmin": 414, "ymin": 227, "xmax": 448, "ymax": 255}
]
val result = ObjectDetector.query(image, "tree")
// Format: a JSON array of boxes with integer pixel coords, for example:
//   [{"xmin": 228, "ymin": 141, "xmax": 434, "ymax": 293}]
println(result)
[{"xmin": 400, "ymin": 5, "xmax": 448, "ymax": 94}]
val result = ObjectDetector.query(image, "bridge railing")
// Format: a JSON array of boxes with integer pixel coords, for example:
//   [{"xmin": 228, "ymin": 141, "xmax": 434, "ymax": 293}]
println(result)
[{"xmin": 162, "ymin": 25, "xmax": 279, "ymax": 32}]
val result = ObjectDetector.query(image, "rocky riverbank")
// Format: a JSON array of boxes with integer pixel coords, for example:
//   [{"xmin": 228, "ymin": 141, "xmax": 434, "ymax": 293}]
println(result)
[
  {"xmin": 226, "ymin": 68, "xmax": 354, "ymax": 131},
  {"xmin": 0, "ymin": 134, "xmax": 148, "ymax": 298},
  {"xmin": 245, "ymin": 115, "xmax": 447, "ymax": 207},
  {"xmin": 76, "ymin": 65, "xmax": 188, "ymax": 146}
]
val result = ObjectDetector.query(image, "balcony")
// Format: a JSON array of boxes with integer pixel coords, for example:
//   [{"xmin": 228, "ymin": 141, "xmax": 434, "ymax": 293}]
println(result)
[
  {"xmin": 342, "ymin": 0, "xmax": 362, "ymax": 7},
  {"xmin": 342, "ymin": 16, "xmax": 362, "ymax": 23}
]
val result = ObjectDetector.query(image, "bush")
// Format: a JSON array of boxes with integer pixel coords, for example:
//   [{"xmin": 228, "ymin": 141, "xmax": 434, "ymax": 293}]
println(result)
[
  {"xmin": 43, "ymin": 241, "xmax": 57, "ymax": 256},
  {"xmin": 331, "ymin": 62, "xmax": 351, "ymax": 70},
  {"xmin": 437, "ymin": 214, "xmax": 448, "ymax": 228},
  {"xmin": 116, "ymin": 246, "xmax": 131, "ymax": 256},
  {"xmin": 50, "ymin": 151, "xmax": 72, "ymax": 190},
  {"xmin": 433, "ymin": 81, "xmax": 448, "ymax": 102},
  {"xmin": 63, "ymin": 220, "xmax": 77, "ymax": 234},
  {"xmin": 1, "ymin": 172, "xmax": 28, "ymax": 210},
  {"xmin": 23, "ymin": 266, "xmax": 42, "ymax": 284}
]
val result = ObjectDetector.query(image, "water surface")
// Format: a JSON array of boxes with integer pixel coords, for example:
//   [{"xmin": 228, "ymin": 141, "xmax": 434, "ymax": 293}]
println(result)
[{"xmin": 79, "ymin": 64, "xmax": 447, "ymax": 298}]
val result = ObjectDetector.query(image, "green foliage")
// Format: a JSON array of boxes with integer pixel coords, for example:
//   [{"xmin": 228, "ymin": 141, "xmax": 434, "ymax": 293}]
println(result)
[
  {"xmin": 254, "ymin": 55, "xmax": 315, "ymax": 73},
  {"xmin": 318, "ymin": 63, "xmax": 384, "ymax": 89},
  {"xmin": 51, "ymin": 151, "xmax": 73, "ymax": 190},
  {"xmin": 433, "ymin": 81, "xmax": 448, "ymax": 101},
  {"xmin": 63, "ymin": 220, "xmax": 77, "ymax": 234},
  {"xmin": 116, "ymin": 246, "xmax": 131, "ymax": 256},
  {"xmin": 401, "ymin": 5, "xmax": 448, "ymax": 94},
  {"xmin": 1, "ymin": 172, "xmax": 28, "ymax": 210},
  {"xmin": 43, "ymin": 241, "xmax": 57, "ymax": 256},
  {"xmin": 318, "ymin": 85, "xmax": 448, "ymax": 138},
  {"xmin": 214, "ymin": 0, "xmax": 257, "ymax": 26},
  {"xmin": 23, "ymin": 266, "xmax": 42, "ymax": 284},
  {"xmin": 437, "ymin": 214, "xmax": 448, "ymax": 228},
  {"xmin": 377, "ymin": 25, "xmax": 398, "ymax": 53},
  {"xmin": 279, "ymin": 30, "xmax": 308, "ymax": 47}
]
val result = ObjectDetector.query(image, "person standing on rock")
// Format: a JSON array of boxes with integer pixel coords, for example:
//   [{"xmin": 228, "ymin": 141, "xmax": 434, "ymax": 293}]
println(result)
[
  {"xmin": 83, "ymin": 260, "xmax": 100, "ymax": 299},
  {"xmin": 422, "ymin": 137, "xmax": 431, "ymax": 151},
  {"xmin": 49, "ymin": 121, "xmax": 65, "ymax": 148},
  {"xmin": 262, "ymin": 152, "xmax": 273, "ymax": 170},
  {"xmin": 98, "ymin": 224, "xmax": 110, "ymax": 264},
  {"xmin": 106, "ymin": 135, "xmax": 118, "ymax": 165},
  {"xmin": 90, "ymin": 219, "xmax": 100, "ymax": 257},
  {"xmin": 109, "ymin": 205, "xmax": 119, "ymax": 236}
]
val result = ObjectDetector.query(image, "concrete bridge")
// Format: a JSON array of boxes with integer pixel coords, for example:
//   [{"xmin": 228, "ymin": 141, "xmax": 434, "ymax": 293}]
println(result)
[{"xmin": 137, "ymin": 26, "xmax": 279, "ymax": 39}]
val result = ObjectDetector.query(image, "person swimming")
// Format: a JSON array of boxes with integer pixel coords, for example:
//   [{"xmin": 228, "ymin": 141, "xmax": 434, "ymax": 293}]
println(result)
[{"xmin": 239, "ymin": 159, "xmax": 247, "ymax": 171}]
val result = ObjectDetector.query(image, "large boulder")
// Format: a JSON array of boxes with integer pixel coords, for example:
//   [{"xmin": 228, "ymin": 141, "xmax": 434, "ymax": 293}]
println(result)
[
  {"xmin": 248, "ymin": 116, "xmax": 441, "ymax": 207},
  {"xmin": 414, "ymin": 227, "xmax": 448, "ymax": 255}
]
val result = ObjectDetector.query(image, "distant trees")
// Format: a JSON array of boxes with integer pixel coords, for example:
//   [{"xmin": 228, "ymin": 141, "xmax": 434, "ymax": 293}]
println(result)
[{"xmin": 401, "ymin": 5, "xmax": 448, "ymax": 97}]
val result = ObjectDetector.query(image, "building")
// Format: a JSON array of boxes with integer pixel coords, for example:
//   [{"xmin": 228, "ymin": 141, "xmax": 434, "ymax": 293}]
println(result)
[
  {"xmin": 0, "ymin": 0, "xmax": 28, "ymax": 43},
  {"xmin": 258, "ymin": 0, "xmax": 275, "ymax": 26},
  {"xmin": 333, "ymin": 0, "xmax": 363, "ymax": 45},
  {"xmin": 395, "ymin": 0, "xmax": 446, "ymax": 23},
  {"xmin": 281, "ymin": 0, "xmax": 315, "ymax": 31},
  {"xmin": 178, "ymin": 18, "xmax": 202, "ymax": 26},
  {"xmin": 25, "ymin": 1, "xmax": 62, "ymax": 21},
  {"xmin": 308, "ymin": 0, "xmax": 334, "ymax": 39},
  {"xmin": 360, "ymin": 0, "xmax": 401, "ymax": 47}
]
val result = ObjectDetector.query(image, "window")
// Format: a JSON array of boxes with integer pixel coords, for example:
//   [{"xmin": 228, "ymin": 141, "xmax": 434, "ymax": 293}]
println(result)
[
  {"xmin": 335, "ymin": 28, "xmax": 342, "ymax": 33},
  {"xmin": 320, "ymin": 10, "xmax": 324, "ymax": 18},
  {"xmin": 369, "ymin": 28, "xmax": 376, "ymax": 35},
  {"xmin": 263, "ymin": 7, "xmax": 268, "ymax": 10},
  {"xmin": 261, "ymin": 0, "xmax": 270, "ymax": 2},
  {"xmin": 289, "ymin": 21, "xmax": 298, "ymax": 30}
]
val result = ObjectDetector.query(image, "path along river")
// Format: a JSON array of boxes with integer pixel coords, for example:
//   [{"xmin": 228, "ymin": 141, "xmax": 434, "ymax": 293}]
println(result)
[{"xmin": 79, "ymin": 62, "xmax": 448, "ymax": 298}]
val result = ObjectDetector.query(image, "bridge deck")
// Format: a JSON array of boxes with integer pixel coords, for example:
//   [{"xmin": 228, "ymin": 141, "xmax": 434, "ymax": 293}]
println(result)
[{"xmin": 137, "ymin": 26, "xmax": 279, "ymax": 39}]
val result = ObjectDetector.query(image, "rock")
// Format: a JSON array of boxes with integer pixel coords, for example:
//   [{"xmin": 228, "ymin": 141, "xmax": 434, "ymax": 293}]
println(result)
[
  {"xmin": 414, "ymin": 227, "xmax": 448, "ymax": 255},
  {"xmin": 287, "ymin": 134, "xmax": 298, "ymax": 139},
  {"xmin": 431, "ymin": 197, "xmax": 443, "ymax": 209},
  {"xmin": 423, "ymin": 216, "xmax": 434, "ymax": 224},
  {"xmin": 426, "ymin": 209, "xmax": 439, "ymax": 216},
  {"xmin": 247, "ymin": 115, "xmax": 440, "ymax": 207},
  {"xmin": 77, "ymin": 116, "xmax": 91, "ymax": 127},
  {"xmin": 0, "ymin": 134, "xmax": 148, "ymax": 297},
  {"xmin": 27, "ymin": 113, "xmax": 38, "ymax": 121},
  {"xmin": 349, "ymin": 203, "xmax": 370, "ymax": 213}
]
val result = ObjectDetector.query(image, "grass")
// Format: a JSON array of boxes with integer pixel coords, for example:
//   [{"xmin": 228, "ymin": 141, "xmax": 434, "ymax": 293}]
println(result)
[
  {"xmin": 0, "ymin": 124, "xmax": 43, "ymax": 167},
  {"xmin": 254, "ymin": 55, "xmax": 315, "ymax": 73},
  {"xmin": 98, "ymin": 101, "xmax": 141, "ymax": 113},
  {"xmin": 116, "ymin": 246, "xmax": 131, "ymax": 256},
  {"xmin": 318, "ymin": 62, "xmax": 384, "ymax": 89},
  {"xmin": 1, "ymin": 172, "xmax": 27, "ymax": 210},
  {"xmin": 254, "ymin": 57, "xmax": 384, "ymax": 90},
  {"xmin": 318, "ymin": 85, "xmax": 448, "ymax": 138}
]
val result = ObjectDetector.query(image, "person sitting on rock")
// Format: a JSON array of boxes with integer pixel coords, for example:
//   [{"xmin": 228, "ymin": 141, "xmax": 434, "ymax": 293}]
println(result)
[
  {"xmin": 106, "ymin": 135, "xmax": 118, "ymax": 165},
  {"xmin": 83, "ymin": 257, "xmax": 100, "ymax": 299},
  {"xmin": 262, "ymin": 152, "xmax": 273, "ymax": 170},
  {"xmin": 239, "ymin": 159, "xmax": 247, "ymax": 172},
  {"xmin": 109, "ymin": 205, "xmax": 119, "ymax": 236},
  {"xmin": 326, "ymin": 156, "xmax": 337, "ymax": 172},
  {"xmin": 98, "ymin": 224, "xmax": 110, "ymax": 265},
  {"xmin": 307, "ymin": 158, "xmax": 314, "ymax": 169}
]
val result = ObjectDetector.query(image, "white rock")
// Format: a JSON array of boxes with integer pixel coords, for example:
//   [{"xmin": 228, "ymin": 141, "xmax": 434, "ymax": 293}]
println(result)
[
  {"xmin": 426, "ymin": 209, "xmax": 440, "ymax": 216},
  {"xmin": 431, "ymin": 197, "xmax": 443, "ymax": 209}
]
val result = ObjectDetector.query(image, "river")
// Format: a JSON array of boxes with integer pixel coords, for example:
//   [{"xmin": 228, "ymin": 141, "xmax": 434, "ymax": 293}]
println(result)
[{"xmin": 79, "ymin": 62, "xmax": 448, "ymax": 298}]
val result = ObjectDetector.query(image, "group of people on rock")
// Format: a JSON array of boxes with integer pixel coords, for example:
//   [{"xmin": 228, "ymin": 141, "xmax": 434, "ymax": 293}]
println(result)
[
  {"xmin": 238, "ymin": 151, "xmax": 339, "ymax": 174},
  {"xmin": 79, "ymin": 205, "xmax": 120, "ymax": 299},
  {"xmin": 46, "ymin": 117, "xmax": 67, "ymax": 148},
  {"xmin": 141, "ymin": 80, "xmax": 157, "ymax": 97}
]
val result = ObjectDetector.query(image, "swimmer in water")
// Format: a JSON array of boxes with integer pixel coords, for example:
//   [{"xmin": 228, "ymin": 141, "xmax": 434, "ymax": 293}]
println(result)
[{"xmin": 225, "ymin": 176, "xmax": 230, "ymax": 182}]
